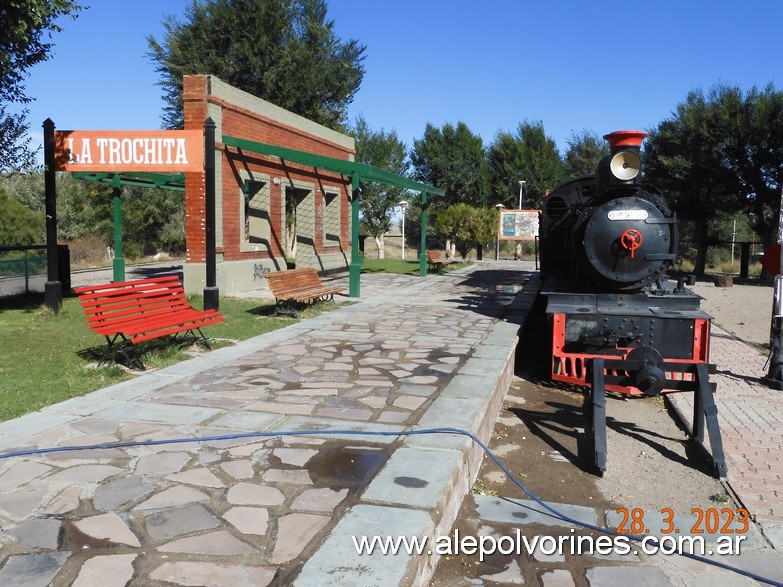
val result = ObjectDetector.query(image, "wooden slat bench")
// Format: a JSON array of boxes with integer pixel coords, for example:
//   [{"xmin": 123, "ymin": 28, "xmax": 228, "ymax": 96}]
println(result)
[
  {"xmin": 74, "ymin": 274, "xmax": 224, "ymax": 370},
  {"xmin": 265, "ymin": 268, "xmax": 344, "ymax": 317},
  {"xmin": 427, "ymin": 250, "xmax": 453, "ymax": 272}
]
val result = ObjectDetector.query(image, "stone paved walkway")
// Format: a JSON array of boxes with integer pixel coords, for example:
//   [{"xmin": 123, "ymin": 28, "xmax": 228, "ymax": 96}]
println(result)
[
  {"xmin": 3, "ymin": 261, "xmax": 783, "ymax": 586},
  {"xmin": 669, "ymin": 325, "xmax": 783, "ymax": 548},
  {"xmin": 0, "ymin": 262, "xmax": 531, "ymax": 586}
]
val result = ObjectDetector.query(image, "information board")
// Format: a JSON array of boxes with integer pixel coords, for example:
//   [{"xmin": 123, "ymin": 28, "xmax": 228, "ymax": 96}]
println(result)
[{"xmin": 498, "ymin": 210, "xmax": 540, "ymax": 240}]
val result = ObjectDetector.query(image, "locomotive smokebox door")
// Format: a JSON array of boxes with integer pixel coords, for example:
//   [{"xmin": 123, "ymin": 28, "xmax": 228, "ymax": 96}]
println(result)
[{"xmin": 579, "ymin": 196, "xmax": 677, "ymax": 291}]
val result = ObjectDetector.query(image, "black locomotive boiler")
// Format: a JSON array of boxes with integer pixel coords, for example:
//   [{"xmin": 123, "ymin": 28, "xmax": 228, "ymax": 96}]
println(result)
[{"xmin": 534, "ymin": 130, "xmax": 726, "ymax": 477}]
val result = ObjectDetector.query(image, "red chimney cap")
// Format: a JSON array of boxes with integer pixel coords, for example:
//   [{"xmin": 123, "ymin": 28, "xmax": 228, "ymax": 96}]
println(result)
[{"xmin": 603, "ymin": 130, "xmax": 649, "ymax": 148}]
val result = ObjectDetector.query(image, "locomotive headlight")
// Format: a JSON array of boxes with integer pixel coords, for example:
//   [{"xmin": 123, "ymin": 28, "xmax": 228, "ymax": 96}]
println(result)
[{"xmin": 609, "ymin": 150, "xmax": 642, "ymax": 181}]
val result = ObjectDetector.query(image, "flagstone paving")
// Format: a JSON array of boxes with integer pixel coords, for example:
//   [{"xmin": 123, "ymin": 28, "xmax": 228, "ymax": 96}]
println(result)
[{"xmin": 0, "ymin": 265, "xmax": 530, "ymax": 586}]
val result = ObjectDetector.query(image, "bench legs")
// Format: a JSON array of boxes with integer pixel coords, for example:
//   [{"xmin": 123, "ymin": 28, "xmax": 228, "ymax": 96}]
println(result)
[
  {"xmin": 273, "ymin": 294, "xmax": 336, "ymax": 319},
  {"xmin": 173, "ymin": 328, "xmax": 213, "ymax": 350},
  {"xmin": 100, "ymin": 329, "xmax": 213, "ymax": 371},
  {"xmin": 103, "ymin": 334, "xmax": 145, "ymax": 371},
  {"xmin": 273, "ymin": 300, "xmax": 302, "ymax": 319}
]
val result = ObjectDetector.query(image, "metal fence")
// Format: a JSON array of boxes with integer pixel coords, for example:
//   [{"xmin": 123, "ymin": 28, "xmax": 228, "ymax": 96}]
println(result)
[
  {"xmin": 676, "ymin": 241, "xmax": 765, "ymax": 278},
  {"xmin": 0, "ymin": 246, "xmax": 48, "ymax": 294},
  {"xmin": 0, "ymin": 245, "xmax": 70, "ymax": 296}
]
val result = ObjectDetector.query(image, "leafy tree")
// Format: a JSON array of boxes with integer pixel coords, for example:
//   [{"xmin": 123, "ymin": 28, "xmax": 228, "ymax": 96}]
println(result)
[
  {"xmin": 0, "ymin": 0, "xmax": 83, "ymax": 171},
  {"xmin": 410, "ymin": 121, "xmax": 489, "ymax": 211},
  {"xmin": 0, "ymin": 187, "xmax": 42, "ymax": 245},
  {"xmin": 563, "ymin": 129, "xmax": 610, "ymax": 180},
  {"xmin": 646, "ymin": 86, "xmax": 747, "ymax": 275},
  {"xmin": 0, "ymin": 171, "xmax": 185, "ymax": 256},
  {"xmin": 147, "ymin": 0, "xmax": 365, "ymax": 130},
  {"xmin": 0, "ymin": 105, "xmax": 36, "ymax": 171},
  {"xmin": 352, "ymin": 115, "xmax": 408, "ymax": 259},
  {"xmin": 716, "ymin": 84, "xmax": 783, "ymax": 248},
  {"xmin": 487, "ymin": 120, "xmax": 564, "ymax": 209},
  {"xmin": 435, "ymin": 203, "xmax": 496, "ymax": 260}
]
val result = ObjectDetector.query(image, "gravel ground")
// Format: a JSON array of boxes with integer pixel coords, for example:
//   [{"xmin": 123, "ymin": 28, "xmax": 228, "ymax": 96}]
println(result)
[{"xmin": 690, "ymin": 279, "xmax": 774, "ymax": 347}]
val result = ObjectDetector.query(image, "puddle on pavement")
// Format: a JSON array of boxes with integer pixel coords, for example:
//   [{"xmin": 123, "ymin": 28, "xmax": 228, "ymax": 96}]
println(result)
[
  {"xmin": 495, "ymin": 285, "xmax": 523, "ymax": 294},
  {"xmin": 394, "ymin": 476, "xmax": 428, "ymax": 488},
  {"xmin": 61, "ymin": 519, "xmax": 115, "ymax": 549},
  {"xmin": 306, "ymin": 446, "xmax": 387, "ymax": 491}
]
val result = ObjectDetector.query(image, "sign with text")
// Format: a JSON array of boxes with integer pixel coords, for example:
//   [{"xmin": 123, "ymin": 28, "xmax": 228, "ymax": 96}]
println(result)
[
  {"xmin": 53, "ymin": 130, "xmax": 204, "ymax": 172},
  {"xmin": 499, "ymin": 209, "xmax": 540, "ymax": 240}
]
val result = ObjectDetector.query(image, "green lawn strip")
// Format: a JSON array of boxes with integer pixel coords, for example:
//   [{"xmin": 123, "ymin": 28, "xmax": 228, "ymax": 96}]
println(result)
[
  {"xmin": 0, "ymin": 257, "xmax": 460, "ymax": 423},
  {"xmin": 0, "ymin": 293, "xmax": 337, "ymax": 423},
  {"xmin": 360, "ymin": 257, "xmax": 469, "ymax": 275}
]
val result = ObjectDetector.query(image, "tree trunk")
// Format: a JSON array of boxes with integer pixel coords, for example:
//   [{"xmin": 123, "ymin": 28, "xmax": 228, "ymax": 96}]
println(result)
[
  {"xmin": 693, "ymin": 216, "xmax": 709, "ymax": 276},
  {"xmin": 374, "ymin": 234, "xmax": 385, "ymax": 259}
]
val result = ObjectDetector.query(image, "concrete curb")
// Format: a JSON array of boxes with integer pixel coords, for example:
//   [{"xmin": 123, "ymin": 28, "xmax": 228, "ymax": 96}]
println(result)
[{"xmin": 295, "ymin": 284, "xmax": 535, "ymax": 586}]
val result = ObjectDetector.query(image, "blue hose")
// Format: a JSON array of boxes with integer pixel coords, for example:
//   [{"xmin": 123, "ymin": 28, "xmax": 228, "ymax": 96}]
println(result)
[{"xmin": 0, "ymin": 426, "xmax": 780, "ymax": 586}]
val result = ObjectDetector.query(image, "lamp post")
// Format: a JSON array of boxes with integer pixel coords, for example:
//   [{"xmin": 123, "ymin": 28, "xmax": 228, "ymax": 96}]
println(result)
[
  {"xmin": 516, "ymin": 181, "xmax": 526, "ymax": 261},
  {"xmin": 518, "ymin": 180, "xmax": 526, "ymax": 210},
  {"xmin": 495, "ymin": 203, "xmax": 505, "ymax": 260},
  {"xmin": 399, "ymin": 200, "xmax": 408, "ymax": 260}
]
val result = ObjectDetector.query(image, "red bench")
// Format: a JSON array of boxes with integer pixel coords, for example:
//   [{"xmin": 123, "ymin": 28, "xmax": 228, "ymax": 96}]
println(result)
[{"xmin": 74, "ymin": 275, "xmax": 224, "ymax": 370}]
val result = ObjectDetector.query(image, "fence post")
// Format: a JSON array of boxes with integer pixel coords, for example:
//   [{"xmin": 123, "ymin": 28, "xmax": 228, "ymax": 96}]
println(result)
[
  {"xmin": 24, "ymin": 249, "xmax": 29, "ymax": 293},
  {"xmin": 740, "ymin": 242, "xmax": 750, "ymax": 279}
]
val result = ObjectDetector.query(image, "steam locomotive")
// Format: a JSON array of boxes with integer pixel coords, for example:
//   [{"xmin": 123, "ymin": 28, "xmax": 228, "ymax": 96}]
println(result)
[{"xmin": 534, "ymin": 130, "xmax": 726, "ymax": 477}]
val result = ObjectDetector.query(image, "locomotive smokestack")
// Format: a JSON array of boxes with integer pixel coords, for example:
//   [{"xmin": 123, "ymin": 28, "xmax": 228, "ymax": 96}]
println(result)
[
  {"xmin": 596, "ymin": 130, "xmax": 649, "ymax": 189},
  {"xmin": 603, "ymin": 130, "xmax": 649, "ymax": 153}
]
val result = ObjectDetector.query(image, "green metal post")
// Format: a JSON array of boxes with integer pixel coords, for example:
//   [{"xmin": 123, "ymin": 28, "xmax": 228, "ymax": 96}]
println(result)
[
  {"xmin": 349, "ymin": 174, "xmax": 362, "ymax": 297},
  {"xmin": 419, "ymin": 192, "xmax": 428, "ymax": 276},
  {"xmin": 111, "ymin": 175, "xmax": 125, "ymax": 283}
]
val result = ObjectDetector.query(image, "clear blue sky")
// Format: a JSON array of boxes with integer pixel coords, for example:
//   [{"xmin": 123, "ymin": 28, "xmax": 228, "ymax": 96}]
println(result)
[{"xmin": 17, "ymin": 0, "xmax": 783, "ymax": 157}]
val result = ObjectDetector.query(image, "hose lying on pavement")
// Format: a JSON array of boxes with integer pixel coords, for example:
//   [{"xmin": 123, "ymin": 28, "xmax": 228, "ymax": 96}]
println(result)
[{"xmin": 1, "ymin": 427, "xmax": 780, "ymax": 587}]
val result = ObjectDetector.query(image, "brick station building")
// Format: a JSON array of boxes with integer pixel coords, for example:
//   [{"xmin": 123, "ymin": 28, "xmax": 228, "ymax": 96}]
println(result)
[{"xmin": 181, "ymin": 74, "xmax": 354, "ymax": 295}]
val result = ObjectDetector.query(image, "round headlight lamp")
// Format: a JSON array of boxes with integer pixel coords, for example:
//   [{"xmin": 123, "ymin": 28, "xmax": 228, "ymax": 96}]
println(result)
[{"xmin": 609, "ymin": 150, "xmax": 642, "ymax": 181}]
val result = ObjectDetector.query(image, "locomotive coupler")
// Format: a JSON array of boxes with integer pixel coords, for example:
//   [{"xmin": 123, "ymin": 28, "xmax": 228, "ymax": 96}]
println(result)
[{"xmin": 626, "ymin": 346, "xmax": 666, "ymax": 396}]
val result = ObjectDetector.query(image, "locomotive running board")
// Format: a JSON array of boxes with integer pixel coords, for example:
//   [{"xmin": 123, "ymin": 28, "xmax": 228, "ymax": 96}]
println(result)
[{"xmin": 585, "ymin": 358, "xmax": 728, "ymax": 479}]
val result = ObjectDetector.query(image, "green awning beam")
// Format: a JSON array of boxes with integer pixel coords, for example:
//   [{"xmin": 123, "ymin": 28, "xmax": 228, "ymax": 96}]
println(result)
[
  {"xmin": 221, "ymin": 135, "xmax": 444, "ymax": 196},
  {"xmin": 72, "ymin": 172, "xmax": 185, "ymax": 192}
]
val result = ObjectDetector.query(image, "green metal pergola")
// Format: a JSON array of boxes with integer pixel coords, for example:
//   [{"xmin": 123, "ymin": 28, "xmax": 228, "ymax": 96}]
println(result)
[
  {"xmin": 66, "ymin": 136, "xmax": 444, "ymax": 299},
  {"xmin": 72, "ymin": 171, "xmax": 186, "ymax": 283},
  {"xmin": 221, "ymin": 134, "xmax": 445, "ymax": 297}
]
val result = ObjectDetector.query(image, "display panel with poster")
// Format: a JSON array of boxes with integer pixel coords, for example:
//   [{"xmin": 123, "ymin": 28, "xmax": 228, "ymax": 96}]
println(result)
[{"xmin": 499, "ymin": 209, "xmax": 540, "ymax": 240}]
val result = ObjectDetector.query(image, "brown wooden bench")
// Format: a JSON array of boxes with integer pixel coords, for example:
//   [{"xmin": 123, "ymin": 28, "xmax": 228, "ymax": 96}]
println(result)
[
  {"xmin": 74, "ymin": 274, "xmax": 224, "ymax": 370},
  {"xmin": 427, "ymin": 250, "xmax": 453, "ymax": 272},
  {"xmin": 265, "ymin": 267, "xmax": 344, "ymax": 317}
]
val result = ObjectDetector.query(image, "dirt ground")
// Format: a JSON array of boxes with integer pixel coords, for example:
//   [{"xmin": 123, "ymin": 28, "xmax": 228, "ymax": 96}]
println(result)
[
  {"xmin": 690, "ymin": 279, "xmax": 774, "ymax": 347},
  {"xmin": 431, "ymin": 278, "xmax": 774, "ymax": 585}
]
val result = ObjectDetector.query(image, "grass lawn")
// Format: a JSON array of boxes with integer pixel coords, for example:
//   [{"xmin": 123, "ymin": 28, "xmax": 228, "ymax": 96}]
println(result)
[
  {"xmin": 0, "ymin": 292, "xmax": 336, "ymax": 423},
  {"xmin": 360, "ymin": 257, "xmax": 469, "ymax": 275},
  {"xmin": 0, "ymin": 259, "xmax": 464, "ymax": 423}
]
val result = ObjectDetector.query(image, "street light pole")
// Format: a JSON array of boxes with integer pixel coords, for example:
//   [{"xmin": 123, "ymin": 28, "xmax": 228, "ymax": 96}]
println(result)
[
  {"xmin": 495, "ymin": 203, "xmax": 505, "ymax": 261},
  {"xmin": 516, "ymin": 181, "xmax": 526, "ymax": 261},
  {"xmin": 399, "ymin": 200, "xmax": 408, "ymax": 260},
  {"xmin": 518, "ymin": 180, "xmax": 526, "ymax": 209}
]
